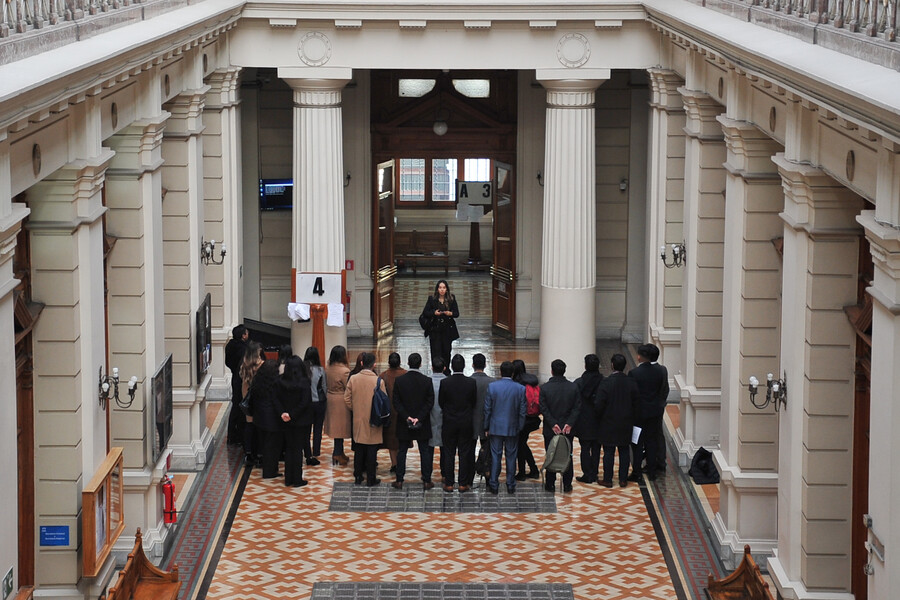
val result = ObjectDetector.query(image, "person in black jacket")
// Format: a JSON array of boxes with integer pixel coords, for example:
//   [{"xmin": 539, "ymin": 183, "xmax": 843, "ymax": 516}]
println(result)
[
  {"xmin": 574, "ymin": 354, "xmax": 604, "ymax": 484},
  {"xmin": 539, "ymin": 359, "xmax": 581, "ymax": 493},
  {"xmin": 249, "ymin": 360, "xmax": 284, "ymax": 479},
  {"xmin": 628, "ymin": 343, "xmax": 671, "ymax": 481},
  {"xmin": 391, "ymin": 353, "xmax": 436, "ymax": 490},
  {"xmin": 439, "ymin": 354, "xmax": 478, "ymax": 492},
  {"xmin": 224, "ymin": 325, "xmax": 249, "ymax": 446},
  {"xmin": 278, "ymin": 356, "xmax": 313, "ymax": 487},
  {"xmin": 596, "ymin": 353, "xmax": 640, "ymax": 488},
  {"xmin": 512, "ymin": 360, "xmax": 541, "ymax": 481},
  {"xmin": 419, "ymin": 280, "xmax": 459, "ymax": 373}
]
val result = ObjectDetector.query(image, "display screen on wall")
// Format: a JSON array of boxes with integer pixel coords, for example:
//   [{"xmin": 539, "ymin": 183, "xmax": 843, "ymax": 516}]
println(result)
[
  {"xmin": 196, "ymin": 292, "xmax": 212, "ymax": 383},
  {"xmin": 259, "ymin": 178, "xmax": 293, "ymax": 210},
  {"xmin": 152, "ymin": 354, "xmax": 174, "ymax": 463}
]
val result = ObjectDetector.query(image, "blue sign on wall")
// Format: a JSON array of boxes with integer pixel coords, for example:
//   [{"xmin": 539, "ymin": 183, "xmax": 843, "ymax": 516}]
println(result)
[{"xmin": 39, "ymin": 525, "xmax": 69, "ymax": 547}]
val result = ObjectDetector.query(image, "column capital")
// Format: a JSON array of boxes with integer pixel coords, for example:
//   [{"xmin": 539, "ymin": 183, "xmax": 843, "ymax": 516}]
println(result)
[
  {"xmin": 205, "ymin": 68, "xmax": 242, "ymax": 109},
  {"xmin": 107, "ymin": 113, "xmax": 170, "ymax": 176},
  {"xmin": 536, "ymin": 73, "xmax": 607, "ymax": 108},
  {"xmin": 27, "ymin": 150, "xmax": 114, "ymax": 231},
  {"xmin": 278, "ymin": 67, "xmax": 352, "ymax": 91},
  {"xmin": 773, "ymin": 153, "xmax": 864, "ymax": 235},
  {"xmin": 858, "ymin": 210, "xmax": 900, "ymax": 312},
  {"xmin": 679, "ymin": 87, "xmax": 724, "ymax": 139},
  {"xmin": 648, "ymin": 68, "xmax": 685, "ymax": 112},
  {"xmin": 718, "ymin": 116, "xmax": 781, "ymax": 177},
  {"xmin": 164, "ymin": 87, "xmax": 210, "ymax": 136}
]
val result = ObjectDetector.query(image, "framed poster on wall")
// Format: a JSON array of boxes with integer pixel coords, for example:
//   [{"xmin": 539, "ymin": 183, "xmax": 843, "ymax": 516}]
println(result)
[
  {"xmin": 196, "ymin": 292, "xmax": 212, "ymax": 384},
  {"xmin": 152, "ymin": 354, "xmax": 174, "ymax": 463}
]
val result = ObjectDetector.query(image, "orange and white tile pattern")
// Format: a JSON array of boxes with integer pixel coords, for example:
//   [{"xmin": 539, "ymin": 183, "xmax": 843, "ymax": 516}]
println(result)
[{"xmin": 205, "ymin": 436, "xmax": 678, "ymax": 600}]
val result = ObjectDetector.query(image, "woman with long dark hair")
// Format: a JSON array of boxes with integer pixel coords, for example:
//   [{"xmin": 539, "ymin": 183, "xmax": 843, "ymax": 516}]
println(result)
[
  {"xmin": 303, "ymin": 346, "xmax": 328, "ymax": 465},
  {"xmin": 278, "ymin": 355, "xmax": 313, "ymax": 487},
  {"xmin": 239, "ymin": 342, "xmax": 266, "ymax": 466},
  {"xmin": 512, "ymin": 359, "xmax": 541, "ymax": 480},
  {"xmin": 323, "ymin": 345, "xmax": 352, "ymax": 465},
  {"xmin": 419, "ymin": 279, "xmax": 459, "ymax": 372},
  {"xmin": 249, "ymin": 359, "xmax": 284, "ymax": 479}
]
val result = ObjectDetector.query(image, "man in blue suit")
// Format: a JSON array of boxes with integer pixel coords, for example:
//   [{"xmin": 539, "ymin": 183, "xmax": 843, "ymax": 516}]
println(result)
[{"xmin": 483, "ymin": 361, "xmax": 527, "ymax": 494}]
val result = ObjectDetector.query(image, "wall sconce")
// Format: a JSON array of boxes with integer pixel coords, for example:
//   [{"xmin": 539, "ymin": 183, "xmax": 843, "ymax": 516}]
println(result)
[
  {"xmin": 660, "ymin": 242, "xmax": 686, "ymax": 269},
  {"xmin": 99, "ymin": 366, "xmax": 139, "ymax": 410},
  {"xmin": 748, "ymin": 372, "xmax": 787, "ymax": 411},
  {"xmin": 536, "ymin": 170, "xmax": 544, "ymax": 187},
  {"xmin": 619, "ymin": 178, "xmax": 628, "ymax": 192},
  {"xmin": 200, "ymin": 237, "xmax": 226, "ymax": 265},
  {"xmin": 344, "ymin": 172, "xmax": 352, "ymax": 188}
]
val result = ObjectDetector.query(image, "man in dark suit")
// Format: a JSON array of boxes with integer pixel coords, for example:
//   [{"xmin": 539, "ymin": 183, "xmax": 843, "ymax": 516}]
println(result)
[
  {"xmin": 540, "ymin": 359, "xmax": 581, "ymax": 492},
  {"xmin": 470, "ymin": 353, "xmax": 495, "ymax": 479},
  {"xmin": 483, "ymin": 361, "xmax": 527, "ymax": 494},
  {"xmin": 224, "ymin": 324, "xmax": 248, "ymax": 446},
  {"xmin": 574, "ymin": 354, "xmax": 604, "ymax": 484},
  {"xmin": 596, "ymin": 353, "xmax": 640, "ymax": 488},
  {"xmin": 439, "ymin": 354, "xmax": 478, "ymax": 492},
  {"xmin": 628, "ymin": 343, "xmax": 670, "ymax": 481},
  {"xmin": 392, "ymin": 353, "xmax": 435, "ymax": 490}
]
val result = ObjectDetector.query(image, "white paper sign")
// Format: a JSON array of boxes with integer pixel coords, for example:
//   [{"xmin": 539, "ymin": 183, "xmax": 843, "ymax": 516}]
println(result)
[
  {"xmin": 295, "ymin": 272, "xmax": 343, "ymax": 305},
  {"xmin": 631, "ymin": 426, "xmax": 643, "ymax": 445}
]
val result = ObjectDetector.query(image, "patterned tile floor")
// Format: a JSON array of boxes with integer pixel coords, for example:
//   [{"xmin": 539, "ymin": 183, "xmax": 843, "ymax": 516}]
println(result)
[{"xmin": 160, "ymin": 278, "xmax": 728, "ymax": 600}]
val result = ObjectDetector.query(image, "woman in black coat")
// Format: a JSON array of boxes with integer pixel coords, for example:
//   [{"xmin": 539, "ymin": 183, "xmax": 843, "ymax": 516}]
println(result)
[
  {"xmin": 278, "ymin": 356, "xmax": 314, "ymax": 487},
  {"xmin": 249, "ymin": 360, "xmax": 284, "ymax": 479},
  {"xmin": 419, "ymin": 279, "xmax": 459, "ymax": 373}
]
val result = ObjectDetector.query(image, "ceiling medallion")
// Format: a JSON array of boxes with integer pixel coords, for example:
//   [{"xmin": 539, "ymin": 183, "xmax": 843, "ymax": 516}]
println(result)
[
  {"xmin": 557, "ymin": 33, "xmax": 590, "ymax": 68},
  {"xmin": 298, "ymin": 31, "xmax": 332, "ymax": 67}
]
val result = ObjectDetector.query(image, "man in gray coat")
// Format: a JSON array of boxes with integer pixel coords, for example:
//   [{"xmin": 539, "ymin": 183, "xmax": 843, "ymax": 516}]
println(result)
[{"xmin": 539, "ymin": 359, "xmax": 581, "ymax": 493}]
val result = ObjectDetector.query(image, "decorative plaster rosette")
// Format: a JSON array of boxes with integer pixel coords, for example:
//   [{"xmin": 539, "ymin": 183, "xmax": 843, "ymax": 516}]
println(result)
[
  {"xmin": 298, "ymin": 31, "xmax": 332, "ymax": 67},
  {"xmin": 557, "ymin": 33, "xmax": 590, "ymax": 68}
]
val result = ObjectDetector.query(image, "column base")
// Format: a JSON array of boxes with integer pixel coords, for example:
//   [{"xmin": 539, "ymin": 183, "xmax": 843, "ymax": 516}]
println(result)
[
  {"xmin": 768, "ymin": 554, "xmax": 855, "ymax": 600},
  {"xmin": 710, "ymin": 450, "xmax": 778, "ymax": 569},
  {"xmin": 539, "ymin": 285, "xmax": 595, "ymax": 381},
  {"xmin": 673, "ymin": 374, "xmax": 721, "ymax": 466}
]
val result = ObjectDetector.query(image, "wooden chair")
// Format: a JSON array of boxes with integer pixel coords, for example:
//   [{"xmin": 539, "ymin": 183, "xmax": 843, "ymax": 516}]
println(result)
[
  {"xmin": 706, "ymin": 545, "xmax": 774, "ymax": 600},
  {"xmin": 106, "ymin": 529, "xmax": 181, "ymax": 600}
]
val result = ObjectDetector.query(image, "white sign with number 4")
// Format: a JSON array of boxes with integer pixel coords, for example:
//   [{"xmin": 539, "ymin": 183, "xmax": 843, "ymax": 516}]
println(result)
[{"xmin": 295, "ymin": 272, "xmax": 343, "ymax": 305}]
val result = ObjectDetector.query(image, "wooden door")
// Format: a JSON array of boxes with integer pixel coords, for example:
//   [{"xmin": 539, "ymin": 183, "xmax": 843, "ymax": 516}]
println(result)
[
  {"xmin": 373, "ymin": 159, "xmax": 396, "ymax": 338},
  {"xmin": 846, "ymin": 238, "xmax": 872, "ymax": 600},
  {"xmin": 491, "ymin": 161, "xmax": 515, "ymax": 338}
]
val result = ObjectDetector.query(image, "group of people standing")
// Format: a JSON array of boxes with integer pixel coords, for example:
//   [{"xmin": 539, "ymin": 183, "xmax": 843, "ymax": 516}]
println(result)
[{"xmin": 223, "ymin": 279, "xmax": 670, "ymax": 494}]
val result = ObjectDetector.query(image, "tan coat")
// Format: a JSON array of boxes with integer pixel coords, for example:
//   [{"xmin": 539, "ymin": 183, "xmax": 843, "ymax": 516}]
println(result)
[
  {"xmin": 324, "ymin": 363, "xmax": 352, "ymax": 439},
  {"xmin": 344, "ymin": 369, "xmax": 385, "ymax": 445}
]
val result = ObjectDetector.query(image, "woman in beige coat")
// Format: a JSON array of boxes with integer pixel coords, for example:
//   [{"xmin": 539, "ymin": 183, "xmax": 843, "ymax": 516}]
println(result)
[
  {"xmin": 344, "ymin": 352, "xmax": 386, "ymax": 486},
  {"xmin": 323, "ymin": 345, "xmax": 352, "ymax": 465}
]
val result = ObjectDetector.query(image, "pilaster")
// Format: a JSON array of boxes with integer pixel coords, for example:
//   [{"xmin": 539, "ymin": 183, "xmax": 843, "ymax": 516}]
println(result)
[
  {"xmin": 161, "ymin": 88, "xmax": 213, "ymax": 470},
  {"xmin": 27, "ymin": 152, "xmax": 112, "ymax": 591},
  {"xmin": 203, "ymin": 68, "xmax": 243, "ymax": 398},
  {"xmin": 646, "ymin": 68, "xmax": 685, "ymax": 380},
  {"xmin": 674, "ymin": 88, "xmax": 726, "ymax": 465},
  {"xmin": 105, "ymin": 113, "xmax": 171, "ymax": 555},
  {"xmin": 280, "ymin": 71, "xmax": 351, "ymax": 355},
  {"xmin": 712, "ymin": 116, "xmax": 783, "ymax": 567},
  {"xmin": 768, "ymin": 154, "xmax": 863, "ymax": 599},
  {"xmin": 855, "ymin": 142, "xmax": 900, "ymax": 600},
  {"xmin": 537, "ymin": 77, "xmax": 605, "ymax": 380}
]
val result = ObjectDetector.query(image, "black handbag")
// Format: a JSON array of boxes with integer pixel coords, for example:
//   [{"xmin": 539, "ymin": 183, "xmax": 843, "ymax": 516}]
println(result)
[
  {"xmin": 239, "ymin": 390, "xmax": 252, "ymax": 416},
  {"xmin": 418, "ymin": 313, "xmax": 433, "ymax": 337}
]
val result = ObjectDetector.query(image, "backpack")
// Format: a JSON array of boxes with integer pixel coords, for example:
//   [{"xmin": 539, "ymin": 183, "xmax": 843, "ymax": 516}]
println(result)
[
  {"xmin": 542, "ymin": 433, "xmax": 572, "ymax": 484},
  {"xmin": 525, "ymin": 384, "xmax": 541, "ymax": 417},
  {"xmin": 688, "ymin": 447, "xmax": 720, "ymax": 485},
  {"xmin": 369, "ymin": 376, "xmax": 391, "ymax": 427}
]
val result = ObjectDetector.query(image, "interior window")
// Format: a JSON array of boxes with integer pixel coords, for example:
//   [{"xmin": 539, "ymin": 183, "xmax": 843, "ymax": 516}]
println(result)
[
  {"xmin": 432, "ymin": 159, "xmax": 458, "ymax": 202},
  {"xmin": 399, "ymin": 79, "xmax": 436, "ymax": 97},
  {"xmin": 464, "ymin": 158, "xmax": 492, "ymax": 181},
  {"xmin": 452, "ymin": 79, "xmax": 490, "ymax": 98},
  {"xmin": 399, "ymin": 159, "xmax": 425, "ymax": 202}
]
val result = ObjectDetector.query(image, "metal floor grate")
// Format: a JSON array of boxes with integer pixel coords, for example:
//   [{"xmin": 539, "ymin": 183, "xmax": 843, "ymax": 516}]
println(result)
[
  {"xmin": 310, "ymin": 583, "xmax": 574, "ymax": 600},
  {"xmin": 328, "ymin": 481, "xmax": 557, "ymax": 513}
]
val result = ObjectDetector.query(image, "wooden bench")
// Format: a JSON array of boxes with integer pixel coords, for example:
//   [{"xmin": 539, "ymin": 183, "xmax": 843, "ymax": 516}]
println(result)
[
  {"xmin": 706, "ymin": 545, "xmax": 774, "ymax": 600},
  {"xmin": 106, "ymin": 529, "xmax": 181, "ymax": 600},
  {"xmin": 393, "ymin": 226, "xmax": 449, "ymax": 275}
]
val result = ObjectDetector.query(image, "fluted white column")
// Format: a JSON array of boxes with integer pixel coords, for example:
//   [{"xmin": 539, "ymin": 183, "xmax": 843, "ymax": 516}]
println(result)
[
  {"xmin": 281, "ymin": 71, "xmax": 351, "ymax": 353},
  {"xmin": 538, "ymin": 78, "xmax": 604, "ymax": 380}
]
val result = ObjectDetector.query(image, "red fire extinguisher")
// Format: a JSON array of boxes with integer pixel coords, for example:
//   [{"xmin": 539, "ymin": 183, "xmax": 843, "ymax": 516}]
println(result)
[{"xmin": 162, "ymin": 475, "xmax": 177, "ymax": 524}]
